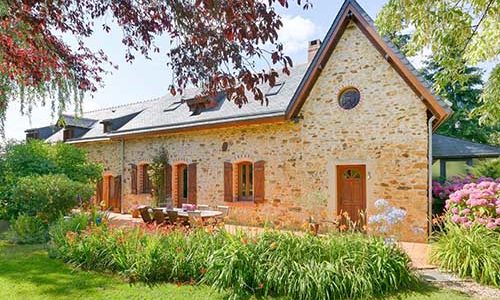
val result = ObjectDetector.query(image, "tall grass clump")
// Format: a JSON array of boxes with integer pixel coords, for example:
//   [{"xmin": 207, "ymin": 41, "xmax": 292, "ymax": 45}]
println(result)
[
  {"xmin": 431, "ymin": 222, "xmax": 500, "ymax": 287},
  {"xmin": 204, "ymin": 231, "xmax": 417, "ymax": 299},
  {"xmin": 50, "ymin": 221, "xmax": 417, "ymax": 299}
]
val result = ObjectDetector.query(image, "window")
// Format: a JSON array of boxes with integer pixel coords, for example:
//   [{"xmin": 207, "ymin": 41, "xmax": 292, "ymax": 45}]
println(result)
[
  {"xmin": 338, "ymin": 87, "xmax": 360, "ymax": 110},
  {"xmin": 63, "ymin": 128, "xmax": 74, "ymax": 141},
  {"xmin": 176, "ymin": 164, "xmax": 190, "ymax": 206},
  {"xmin": 26, "ymin": 131, "xmax": 39, "ymax": 140},
  {"xmin": 237, "ymin": 162, "xmax": 254, "ymax": 201},
  {"xmin": 103, "ymin": 122, "xmax": 112, "ymax": 133},
  {"xmin": 141, "ymin": 164, "xmax": 151, "ymax": 194},
  {"xmin": 266, "ymin": 82, "xmax": 284, "ymax": 96}
]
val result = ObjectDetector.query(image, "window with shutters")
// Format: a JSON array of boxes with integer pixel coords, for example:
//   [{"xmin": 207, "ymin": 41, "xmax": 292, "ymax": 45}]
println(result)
[
  {"xmin": 237, "ymin": 161, "xmax": 253, "ymax": 201},
  {"xmin": 174, "ymin": 163, "xmax": 197, "ymax": 207}
]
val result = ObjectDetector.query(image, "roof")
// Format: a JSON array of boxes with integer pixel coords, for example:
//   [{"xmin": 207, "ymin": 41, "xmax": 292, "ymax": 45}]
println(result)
[
  {"xmin": 28, "ymin": 0, "xmax": 451, "ymax": 143},
  {"xmin": 433, "ymin": 134, "xmax": 500, "ymax": 159},
  {"xmin": 286, "ymin": 0, "xmax": 451, "ymax": 129}
]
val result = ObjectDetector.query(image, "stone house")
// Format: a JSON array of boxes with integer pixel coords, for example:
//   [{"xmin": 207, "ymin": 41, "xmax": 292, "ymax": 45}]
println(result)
[{"xmin": 26, "ymin": 0, "xmax": 451, "ymax": 242}]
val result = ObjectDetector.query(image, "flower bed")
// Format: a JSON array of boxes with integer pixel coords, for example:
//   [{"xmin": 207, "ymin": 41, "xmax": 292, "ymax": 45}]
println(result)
[{"xmin": 48, "ymin": 216, "xmax": 417, "ymax": 299}]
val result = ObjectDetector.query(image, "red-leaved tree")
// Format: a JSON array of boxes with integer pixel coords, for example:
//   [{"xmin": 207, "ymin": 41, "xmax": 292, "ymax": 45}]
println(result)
[{"xmin": 0, "ymin": 0, "xmax": 312, "ymax": 132}]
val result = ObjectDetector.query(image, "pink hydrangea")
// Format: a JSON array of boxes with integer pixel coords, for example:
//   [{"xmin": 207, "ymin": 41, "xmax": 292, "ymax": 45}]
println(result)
[{"xmin": 446, "ymin": 180, "xmax": 500, "ymax": 230}]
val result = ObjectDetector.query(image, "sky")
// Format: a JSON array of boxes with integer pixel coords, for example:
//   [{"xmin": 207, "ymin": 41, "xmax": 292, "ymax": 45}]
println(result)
[{"xmin": 0, "ymin": 0, "xmax": 470, "ymax": 140}]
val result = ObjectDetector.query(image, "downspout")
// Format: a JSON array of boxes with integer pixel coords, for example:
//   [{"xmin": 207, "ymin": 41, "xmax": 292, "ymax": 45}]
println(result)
[
  {"xmin": 120, "ymin": 139, "xmax": 125, "ymax": 214},
  {"xmin": 427, "ymin": 115, "xmax": 436, "ymax": 237}
]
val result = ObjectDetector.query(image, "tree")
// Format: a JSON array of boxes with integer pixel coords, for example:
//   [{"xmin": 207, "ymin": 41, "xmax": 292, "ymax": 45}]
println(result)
[
  {"xmin": 376, "ymin": 0, "xmax": 500, "ymax": 126},
  {"xmin": 0, "ymin": 0, "xmax": 311, "ymax": 133},
  {"xmin": 421, "ymin": 58, "xmax": 499, "ymax": 145}
]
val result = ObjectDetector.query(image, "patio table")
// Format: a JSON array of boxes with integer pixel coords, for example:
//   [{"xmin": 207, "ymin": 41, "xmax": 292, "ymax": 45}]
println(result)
[{"xmin": 161, "ymin": 208, "xmax": 222, "ymax": 219}]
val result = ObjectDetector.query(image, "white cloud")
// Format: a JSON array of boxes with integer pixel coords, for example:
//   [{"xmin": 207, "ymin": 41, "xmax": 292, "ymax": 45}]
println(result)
[{"xmin": 279, "ymin": 15, "xmax": 317, "ymax": 58}]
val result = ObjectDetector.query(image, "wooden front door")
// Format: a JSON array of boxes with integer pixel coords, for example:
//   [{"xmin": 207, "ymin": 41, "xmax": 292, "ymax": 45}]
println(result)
[{"xmin": 337, "ymin": 165, "xmax": 366, "ymax": 222}]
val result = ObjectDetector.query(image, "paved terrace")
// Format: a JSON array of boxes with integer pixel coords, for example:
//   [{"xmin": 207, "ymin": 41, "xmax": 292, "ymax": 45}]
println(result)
[{"xmin": 108, "ymin": 212, "xmax": 434, "ymax": 269}]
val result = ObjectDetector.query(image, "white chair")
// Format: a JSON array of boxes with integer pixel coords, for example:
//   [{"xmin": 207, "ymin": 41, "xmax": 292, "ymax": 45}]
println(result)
[
  {"xmin": 197, "ymin": 204, "xmax": 210, "ymax": 211},
  {"xmin": 187, "ymin": 211, "xmax": 203, "ymax": 228},
  {"xmin": 215, "ymin": 205, "xmax": 230, "ymax": 226}
]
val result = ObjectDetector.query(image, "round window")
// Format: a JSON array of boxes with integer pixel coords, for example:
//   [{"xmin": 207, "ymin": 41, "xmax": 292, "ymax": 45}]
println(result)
[{"xmin": 338, "ymin": 88, "xmax": 360, "ymax": 110}]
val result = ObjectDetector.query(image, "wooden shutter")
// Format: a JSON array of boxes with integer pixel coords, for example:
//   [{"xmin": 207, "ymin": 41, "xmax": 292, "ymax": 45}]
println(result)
[
  {"xmin": 112, "ymin": 175, "xmax": 122, "ymax": 212},
  {"xmin": 130, "ymin": 164, "xmax": 137, "ymax": 194},
  {"xmin": 254, "ymin": 160, "xmax": 265, "ymax": 203},
  {"xmin": 143, "ymin": 164, "xmax": 151, "ymax": 194},
  {"xmin": 187, "ymin": 163, "xmax": 197, "ymax": 204},
  {"xmin": 164, "ymin": 164, "xmax": 172, "ymax": 198},
  {"xmin": 96, "ymin": 179, "xmax": 103, "ymax": 205},
  {"xmin": 224, "ymin": 162, "xmax": 233, "ymax": 202}
]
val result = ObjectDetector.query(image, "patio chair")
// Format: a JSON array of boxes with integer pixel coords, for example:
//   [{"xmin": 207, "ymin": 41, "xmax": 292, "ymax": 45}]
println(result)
[
  {"xmin": 197, "ymin": 204, "xmax": 210, "ymax": 211},
  {"xmin": 187, "ymin": 211, "xmax": 204, "ymax": 228},
  {"xmin": 215, "ymin": 205, "xmax": 230, "ymax": 226},
  {"xmin": 167, "ymin": 210, "xmax": 180, "ymax": 226},
  {"xmin": 152, "ymin": 209, "xmax": 166, "ymax": 225},
  {"xmin": 139, "ymin": 206, "xmax": 154, "ymax": 224}
]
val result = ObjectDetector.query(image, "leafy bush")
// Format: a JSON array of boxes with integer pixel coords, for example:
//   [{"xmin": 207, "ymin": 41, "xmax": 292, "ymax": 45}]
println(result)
[
  {"xmin": 432, "ymin": 175, "xmax": 498, "ymax": 215},
  {"xmin": 470, "ymin": 158, "xmax": 500, "ymax": 179},
  {"xmin": 432, "ymin": 222, "xmax": 500, "ymax": 287},
  {"xmin": 8, "ymin": 215, "xmax": 48, "ymax": 244},
  {"xmin": 446, "ymin": 180, "xmax": 500, "ymax": 229},
  {"xmin": 49, "ymin": 225, "xmax": 417, "ymax": 299},
  {"xmin": 0, "ymin": 140, "xmax": 102, "ymax": 220},
  {"xmin": 1, "ymin": 140, "xmax": 102, "ymax": 183},
  {"xmin": 8, "ymin": 174, "xmax": 94, "ymax": 222}
]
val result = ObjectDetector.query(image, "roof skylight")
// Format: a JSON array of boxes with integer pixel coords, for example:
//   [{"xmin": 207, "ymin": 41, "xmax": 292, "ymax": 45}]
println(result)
[{"xmin": 266, "ymin": 82, "xmax": 284, "ymax": 96}]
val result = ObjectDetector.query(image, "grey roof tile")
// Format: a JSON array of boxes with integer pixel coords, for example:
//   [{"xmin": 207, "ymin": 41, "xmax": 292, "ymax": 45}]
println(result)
[{"xmin": 433, "ymin": 134, "xmax": 500, "ymax": 159}]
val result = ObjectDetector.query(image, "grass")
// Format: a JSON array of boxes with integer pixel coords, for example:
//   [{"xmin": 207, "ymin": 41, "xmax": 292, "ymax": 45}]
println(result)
[
  {"xmin": 0, "ymin": 230, "xmax": 476, "ymax": 300},
  {"xmin": 0, "ymin": 240, "xmax": 223, "ymax": 300}
]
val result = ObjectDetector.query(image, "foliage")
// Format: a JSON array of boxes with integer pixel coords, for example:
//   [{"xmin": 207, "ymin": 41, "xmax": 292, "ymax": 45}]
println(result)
[
  {"xmin": 8, "ymin": 175, "xmax": 94, "ymax": 223},
  {"xmin": 368, "ymin": 199, "xmax": 407, "ymax": 237},
  {"xmin": 0, "ymin": 140, "xmax": 101, "ymax": 220},
  {"xmin": 432, "ymin": 175, "xmax": 497, "ymax": 216},
  {"xmin": 0, "ymin": 140, "xmax": 102, "ymax": 183},
  {"xmin": 50, "ymin": 224, "xmax": 417, "ymax": 299},
  {"xmin": 421, "ymin": 59, "xmax": 499, "ymax": 145},
  {"xmin": 469, "ymin": 158, "xmax": 500, "ymax": 179},
  {"xmin": 0, "ymin": 0, "xmax": 313, "ymax": 133},
  {"xmin": 7, "ymin": 215, "xmax": 48, "ymax": 244},
  {"xmin": 147, "ymin": 148, "xmax": 169, "ymax": 207},
  {"xmin": 431, "ymin": 222, "xmax": 500, "ymax": 287},
  {"xmin": 376, "ymin": 0, "xmax": 500, "ymax": 126},
  {"xmin": 445, "ymin": 180, "xmax": 500, "ymax": 230}
]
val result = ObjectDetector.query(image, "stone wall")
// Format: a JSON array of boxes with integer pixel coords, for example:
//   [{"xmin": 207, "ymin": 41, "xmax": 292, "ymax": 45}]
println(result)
[{"xmin": 79, "ymin": 22, "xmax": 430, "ymax": 242}]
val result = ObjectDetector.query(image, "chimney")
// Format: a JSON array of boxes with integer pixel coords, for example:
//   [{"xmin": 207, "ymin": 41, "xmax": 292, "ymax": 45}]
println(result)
[{"xmin": 308, "ymin": 39, "xmax": 321, "ymax": 63}]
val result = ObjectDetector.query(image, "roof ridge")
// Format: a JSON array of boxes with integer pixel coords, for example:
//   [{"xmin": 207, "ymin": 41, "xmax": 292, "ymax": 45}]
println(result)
[{"xmin": 83, "ymin": 95, "xmax": 165, "ymax": 114}]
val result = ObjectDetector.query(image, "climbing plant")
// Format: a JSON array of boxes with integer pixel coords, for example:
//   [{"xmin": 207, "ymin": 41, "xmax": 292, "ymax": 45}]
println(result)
[{"xmin": 147, "ymin": 148, "xmax": 169, "ymax": 207}]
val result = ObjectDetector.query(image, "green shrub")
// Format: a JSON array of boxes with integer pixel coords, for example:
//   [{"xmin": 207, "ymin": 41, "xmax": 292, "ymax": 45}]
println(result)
[
  {"xmin": 431, "ymin": 222, "xmax": 500, "ymax": 287},
  {"xmin": 50, "ymin": 226, "xmax": 417, "ymax": 299},
  {"xmin": 469, "ymin": 158, "xmax": 500, "ymax": 179},
  {"xmin": 8, "ymin": 174, "xmax": 94, "ymax": 222},
  {"xmin": 8, "ymin": 215, "xmax": 48, "ymax": 244}
]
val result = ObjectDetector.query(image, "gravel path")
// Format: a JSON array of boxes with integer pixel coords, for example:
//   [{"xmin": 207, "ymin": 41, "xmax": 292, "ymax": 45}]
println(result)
[{"xmin": 419, "ymin": 269, "xmax": 500, "ymax": 299}]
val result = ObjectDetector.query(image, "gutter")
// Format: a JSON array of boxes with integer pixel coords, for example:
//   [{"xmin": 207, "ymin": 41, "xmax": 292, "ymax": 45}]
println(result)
[{"xmin": 427, "ymin": 115, "xmax": 436, "ymax": 237}]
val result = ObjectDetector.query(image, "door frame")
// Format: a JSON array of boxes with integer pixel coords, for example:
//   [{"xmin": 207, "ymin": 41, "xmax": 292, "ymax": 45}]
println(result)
[
  {"xmin": 336, "ymin": 164, "xmax": 367, "ymax": 219},
  {"xmin": 327, "ymin": 160, "xmax": 373, "ymax": 219}
]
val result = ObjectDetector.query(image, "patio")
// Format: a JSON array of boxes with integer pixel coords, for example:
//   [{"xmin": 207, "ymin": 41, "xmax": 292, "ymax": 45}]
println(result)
[{"xmin": 107, "ymin": 212, "xmax": 435, "ymax": 269}]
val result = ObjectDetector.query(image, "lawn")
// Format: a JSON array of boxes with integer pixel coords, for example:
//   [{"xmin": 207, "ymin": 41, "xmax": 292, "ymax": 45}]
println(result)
[{"xmin": 0, "ymin": 237, "xmax": 475, "ymax": 300}]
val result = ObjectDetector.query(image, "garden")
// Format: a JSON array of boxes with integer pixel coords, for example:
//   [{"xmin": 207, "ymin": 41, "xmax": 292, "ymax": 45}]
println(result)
[{"xmin": 0, "ymin": 141, "xmax": 499, "ymax": 299}]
